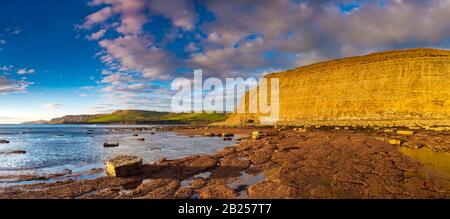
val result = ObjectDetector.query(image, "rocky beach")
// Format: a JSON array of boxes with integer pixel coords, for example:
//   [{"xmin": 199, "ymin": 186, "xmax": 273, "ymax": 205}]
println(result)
[{"xmin": 1, "ymin": 125, "xmax": 450, "ymax": 199}]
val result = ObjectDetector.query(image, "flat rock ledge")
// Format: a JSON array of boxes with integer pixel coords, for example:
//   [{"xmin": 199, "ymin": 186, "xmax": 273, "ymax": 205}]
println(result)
[{"xmin": 2, "ymin": 126, "xmax": 450, "ymax": 199}]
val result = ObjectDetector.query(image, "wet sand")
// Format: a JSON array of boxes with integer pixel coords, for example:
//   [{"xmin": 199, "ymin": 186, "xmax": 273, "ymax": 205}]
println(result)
[{"xmin": 1, "ymin": 126, "xmax": 450, "ymax": 199}]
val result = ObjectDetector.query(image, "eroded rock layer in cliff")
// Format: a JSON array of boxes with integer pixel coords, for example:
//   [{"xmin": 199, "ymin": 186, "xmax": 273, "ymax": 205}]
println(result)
[{"xmin": 226, "ymin": 48, "xmax": 450, "ymax": 126}]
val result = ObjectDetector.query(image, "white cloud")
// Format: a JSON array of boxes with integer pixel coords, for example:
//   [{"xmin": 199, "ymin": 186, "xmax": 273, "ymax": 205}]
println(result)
[
  {"xmin": 0, "ymin": 26, "xmax": 23, "ymax": 50},
  {"xmin": 81, "ymin": 0, "xmax": 450, "ymax": 112},
  {"xmin": 0, "ymin": 76, "xmax": 30, "ymax": 94},
  {"xmin": 81, "ymin": 6, "xmax": 114, "ymax": 29},
  {"xmin": 87, "ymin": 29, "xmax": 107, "ymax": 41},
  {"xmin": 318, "ymin": 0, "xmax": 450, "ymax": 48},
  {"xmin": 17, "ymin": 68, "xmax": 35, "ymax": 75},
  {"xmin": 191, "ymin": 36, "xmax": 269, "ymax": 75},
  {"xmin": 81, "ymin": 86, "xmax": 95, "ymax": 90},
  {"xmin": 293, "ymin": 50, "xmax": 326, "ymax": 67},
  {"xmin": 148, "ymin": 0, "xmax": 197, "ymax": 31},
  {"xmin": 41, "ymin": 103, "xmax": 64, "ymax": 110},
  {"xmin": 0, "ymin": 65, "xmax": 13, "ymax": 72},
  {"xmin": 184, "ymin": 42, "xmax": 200, "ymax": 53},
  {"xmin": 5, "ymin": 27, "xmax": 22, "ymax": 35},
  {"xmin": 98, "ymin": 35, "xmax": 175, "ymax": 79}
]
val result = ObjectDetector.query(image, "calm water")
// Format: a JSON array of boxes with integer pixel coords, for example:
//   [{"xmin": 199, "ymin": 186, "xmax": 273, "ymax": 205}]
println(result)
[
  {"xmin": 0, "ymin": 124, "xmax": 235, "ymax": 182},
  {"xmin": 399, "ymin": 146, "xmax": 450, "ymax": 177}
]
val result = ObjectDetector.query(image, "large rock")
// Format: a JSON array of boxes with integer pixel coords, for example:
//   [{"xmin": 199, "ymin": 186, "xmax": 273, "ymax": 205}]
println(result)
[
  {"xmin": 1, "ymin": 150, "xmax": 27, "ymax": 155},
  {"xmin": 388, "ymin": 139, "xmax": 402, "ymax": 145},
  {"xmin": 251, "ymin": 131, "xmax": 265, "ymax": 139},
  {"xmin": 220, "ymin": 133, "xmax": 234, "ymax": 137},
  {"xmin": 103, "ymin": 142, "xmax": 119, "ymax": 147},
  {"xmin": 397, "ymin": 130, "xmax": 415, "ymax": 136},
  {"xmin": 106, "ymin": 155, "xmax": 142, "ymax": 177}
]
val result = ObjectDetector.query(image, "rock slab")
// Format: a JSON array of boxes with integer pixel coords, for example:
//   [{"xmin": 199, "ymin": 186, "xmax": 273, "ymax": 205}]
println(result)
[{"xmin": 106, "ymin": 155, "xmax": 143, "ymax": 177}]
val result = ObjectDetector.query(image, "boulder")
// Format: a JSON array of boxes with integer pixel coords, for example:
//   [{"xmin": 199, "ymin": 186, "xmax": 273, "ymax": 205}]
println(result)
[
  {"xmin": 6, "ymin": 150, "xmax": 27, "ymax": 155},
  {"xmin": 204, "ymin": 133, "xmax": 216, "ymax": 137},
  {"xmin": 106, "ymin": 155, "xmax": 143, "ymax": 177},
  {"xmin": 297, "ymin": 128, "xmax": 307, "ymax": 132},
  {"xmin": 251, "ymin": 131, "xmax": 265, "ymax": 140},
  {"xmin": 388, "ymin": 139, "xmax": 402, "ymax": 145},
  {"xmin": 103, "ymin": 142, "xmax": 119, "ymax": 147},
  {"xmin": 221, "ymin": 133, "xmax": 234, "ymax": 137},
  {"xmin": 0, "ymin": 140, "xmax": 10, "ymax": 144},
  {"xmin": 397, "ymin": 130, "xmax": 415, "ymax": 136}
]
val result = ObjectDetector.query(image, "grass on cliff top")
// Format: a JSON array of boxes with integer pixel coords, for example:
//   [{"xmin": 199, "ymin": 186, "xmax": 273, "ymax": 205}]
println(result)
[
  {"xmin": 163, "ymin": 112, "xmax": 229, "ymax": 122},
  {"xmin": 88, "ymin": 110, "xmax": 228, "ymax": 123}
]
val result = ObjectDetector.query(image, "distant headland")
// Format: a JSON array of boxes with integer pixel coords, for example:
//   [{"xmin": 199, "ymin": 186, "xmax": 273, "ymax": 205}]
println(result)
[{"xmin": 23, "ymin": 110, "xmax": 228, "ymax": 125}]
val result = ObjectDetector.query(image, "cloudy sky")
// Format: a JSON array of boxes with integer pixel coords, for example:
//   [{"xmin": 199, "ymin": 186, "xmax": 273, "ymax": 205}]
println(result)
[{"xmin": 1, "ymin": 0, "xmax": 450, "ymax": 123}]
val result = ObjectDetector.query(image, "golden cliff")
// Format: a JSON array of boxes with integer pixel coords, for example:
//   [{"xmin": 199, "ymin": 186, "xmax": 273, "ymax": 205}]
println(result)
[{"xmin": 225, "ymin": 48, "xmax": 450, "ymax": 127}]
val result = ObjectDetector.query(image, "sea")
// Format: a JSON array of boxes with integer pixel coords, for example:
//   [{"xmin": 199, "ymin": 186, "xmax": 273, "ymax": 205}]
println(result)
[{"xmin": 0, "ymin": 124, "xmax": 235, "ymax": 186}]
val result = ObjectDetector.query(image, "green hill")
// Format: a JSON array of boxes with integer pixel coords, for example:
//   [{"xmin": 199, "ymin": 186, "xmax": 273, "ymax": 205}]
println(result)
[
  {"xmin": 46, "ymin": 110, "xmax": 229, "ymax": 124},
  {"xmin": 88, "ymin": 110, "xmax": 168, "ymax": 123}
]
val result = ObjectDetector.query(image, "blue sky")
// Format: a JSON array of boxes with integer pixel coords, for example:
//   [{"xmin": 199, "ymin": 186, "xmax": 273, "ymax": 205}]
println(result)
[
  {"xmin": 1, "ymin": 0, "xmax": 450, "ymax": 123},
  {"xmin": 0, "ymin": 0, "xmax": 104, "ymax": 123}
]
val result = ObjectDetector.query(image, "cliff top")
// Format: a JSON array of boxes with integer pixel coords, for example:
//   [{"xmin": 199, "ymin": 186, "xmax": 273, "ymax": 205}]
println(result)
[{"xmin": 266, "ymin": 48, "xmax": 450, "ymax": 78}]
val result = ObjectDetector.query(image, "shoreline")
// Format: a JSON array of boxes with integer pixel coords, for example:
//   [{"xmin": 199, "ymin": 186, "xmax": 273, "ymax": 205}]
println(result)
[{"xmin": 1, "ymin": 126, "xmax": 450, "ymax": 199}]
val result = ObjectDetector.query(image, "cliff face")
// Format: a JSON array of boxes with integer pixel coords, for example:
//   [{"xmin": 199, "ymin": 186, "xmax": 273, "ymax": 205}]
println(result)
[{"xmin": 226, "ymin": 48, "xmax": 450, "ymax": 126}]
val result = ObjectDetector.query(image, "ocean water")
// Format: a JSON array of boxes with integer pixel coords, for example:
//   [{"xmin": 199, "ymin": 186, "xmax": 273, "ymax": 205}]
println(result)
[{"xmin": 0, "ymin": 124, "xmax": 234, "ymax": 183}]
